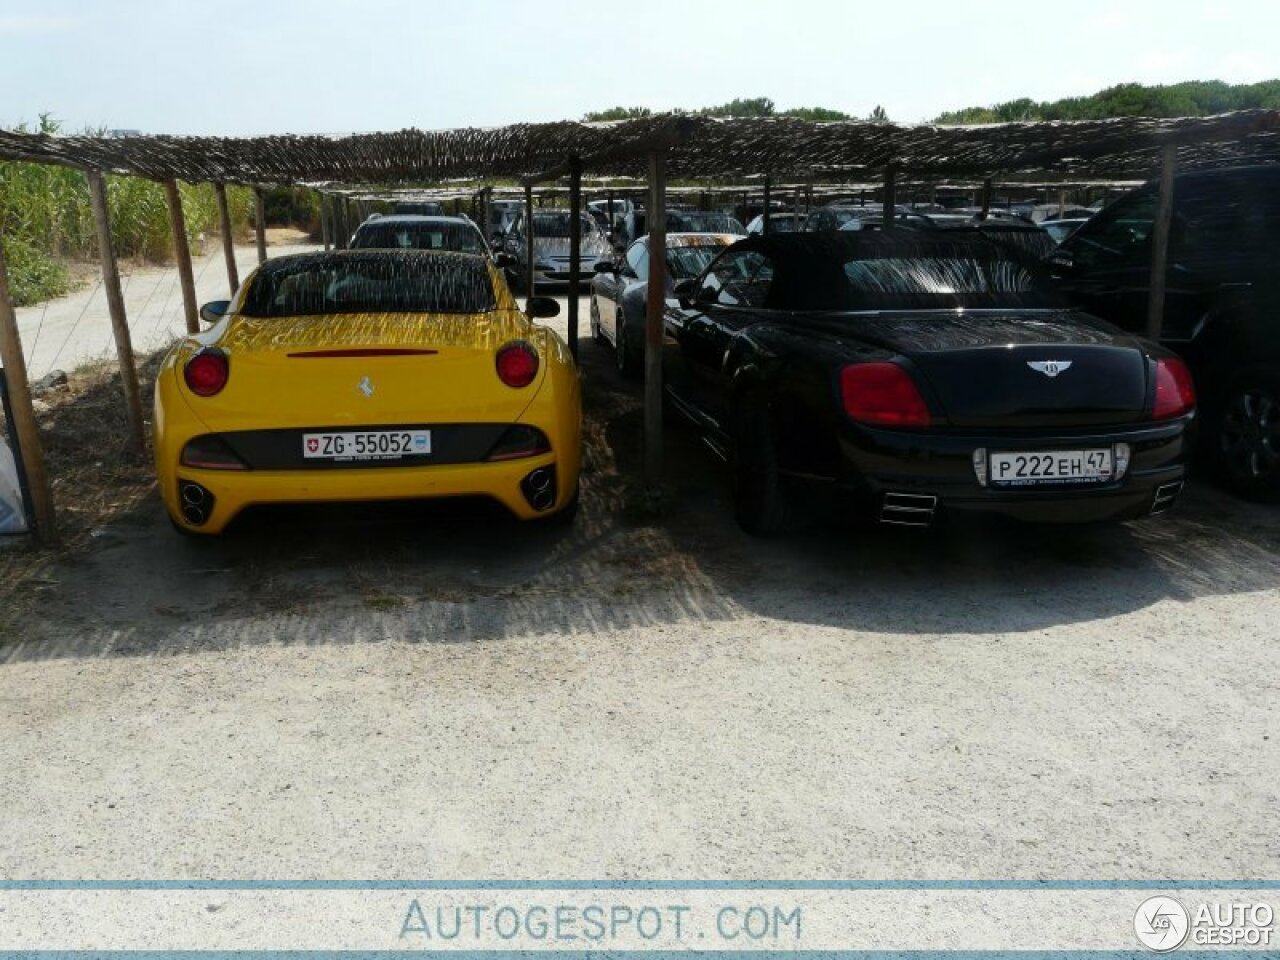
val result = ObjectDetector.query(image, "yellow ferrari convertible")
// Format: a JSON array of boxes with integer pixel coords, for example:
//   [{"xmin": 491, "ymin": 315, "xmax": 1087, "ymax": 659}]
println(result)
[{"xmin": 153, "ymin": 250, "xmax": 581, "ymax": 534}]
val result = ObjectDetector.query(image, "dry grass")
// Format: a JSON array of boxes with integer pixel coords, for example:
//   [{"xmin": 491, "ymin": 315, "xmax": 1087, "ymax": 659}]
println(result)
[{"xmin": 0, "ymin": 352, "xmax": 160, "ymax": 622}]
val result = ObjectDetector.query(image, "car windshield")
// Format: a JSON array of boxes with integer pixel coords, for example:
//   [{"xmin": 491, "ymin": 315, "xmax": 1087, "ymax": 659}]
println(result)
[
  {"xmin": 532, "ymin": 213, "xmax": 591, "ymax": 237},
  {"xmin": 668, "ymin": 241, "xmax": 729, "ymax": 279},
  {"xmin": 242, "ymin": 254, "xmax": 497, "ymax": 316},
  {"xmin": 351, "ymin": 223, "xmax": 487, "ymax": 255},
  {"xmin": 669, "ymin": 212, "xmax": 744, "ymax": 233}
]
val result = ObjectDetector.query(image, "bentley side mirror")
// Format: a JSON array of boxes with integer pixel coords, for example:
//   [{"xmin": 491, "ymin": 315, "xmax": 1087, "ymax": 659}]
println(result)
[
  {"xmin": 525, "ymin": 296, "xmax": 560, "ymax": 320},
  {"xmin": 672, "ymin": 278, "xmax": 698, "ymax": 308},
  {"xmin": 593, "ymin": 260, "xmax": 615, "ymax": 274},
  {"xmin": 200, "ymin": 300, "xmax": 230, "ymax": 326},
  {"xmin": 494, "ymin": 252, "xmax": 517, "ymax": 268}
]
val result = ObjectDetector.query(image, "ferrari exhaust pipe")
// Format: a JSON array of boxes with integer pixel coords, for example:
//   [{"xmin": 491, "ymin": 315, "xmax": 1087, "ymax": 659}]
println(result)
[
  {"xmin": 521, "ymin": 466, "xmax": 556, "ymax": 512},
  {"xmin": 179, "ymin": 481, "xmax": 215, "ymax": 526}
]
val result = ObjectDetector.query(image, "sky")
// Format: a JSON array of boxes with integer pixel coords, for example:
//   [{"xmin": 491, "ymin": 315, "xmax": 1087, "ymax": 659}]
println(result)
[{"xmin": 0, "ymin": 0, "xmax": 1276, "ymax": 135}]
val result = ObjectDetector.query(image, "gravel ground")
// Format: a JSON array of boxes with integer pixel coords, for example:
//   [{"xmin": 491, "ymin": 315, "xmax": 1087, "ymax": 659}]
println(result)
[{"xmin": 1, "ymin": 298, "xmax": 1278, "ymax": 881}]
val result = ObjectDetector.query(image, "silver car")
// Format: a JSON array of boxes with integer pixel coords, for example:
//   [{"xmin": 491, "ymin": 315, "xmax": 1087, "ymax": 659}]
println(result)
[{"xmin": 502, "ymin": 210, "xmax": 611, "ymax": 291}]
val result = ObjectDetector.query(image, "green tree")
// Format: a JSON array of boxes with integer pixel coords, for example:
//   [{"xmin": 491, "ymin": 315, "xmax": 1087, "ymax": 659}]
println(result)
[
  {"xmin": 582, "ymin": 106, "xmax": 653, "ymax": 122},
  {"xmin": 867, "ymin": 105, "xmax": 890, "ymax": 124}
]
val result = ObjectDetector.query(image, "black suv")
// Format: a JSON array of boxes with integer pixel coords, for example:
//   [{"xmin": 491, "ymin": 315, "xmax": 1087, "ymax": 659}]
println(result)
[{"xmin": 1046, "ymin": 165, "xmax": 1280, "ymax": 499}]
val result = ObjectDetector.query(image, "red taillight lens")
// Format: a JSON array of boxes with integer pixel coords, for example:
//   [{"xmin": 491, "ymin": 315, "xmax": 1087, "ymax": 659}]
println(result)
[
  {"xmin": 496, "ymin": 341, "xmax": 539, "ymax": 388},
  {"xmin": 184, "ymin": 349, "xmax": 229, "ymax": 397},
  {"xmin": 1152, "ymin": 356, "xmax": 1196, "ymax": 419},
  {"xmin": 840, "ymin": 361, "xmax": 931, "ymax": 427}
]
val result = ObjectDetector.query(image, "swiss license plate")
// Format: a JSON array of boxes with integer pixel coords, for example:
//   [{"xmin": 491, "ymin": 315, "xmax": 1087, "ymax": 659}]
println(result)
[
  {"xmin": 302, "ymin": 429, "xmax": 432, "ymax": 461},
  {"xmin": 989, "ymin": 448, "xmax": 1112, "ymax": 487}
]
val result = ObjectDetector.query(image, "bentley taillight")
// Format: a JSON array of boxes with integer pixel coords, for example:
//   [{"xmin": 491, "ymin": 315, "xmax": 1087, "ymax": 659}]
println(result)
[
  {"xmin": 1152, "ymin": 356, "xmax": 1196, "ymax": 420},
  {"xmin": 840, "ymin": 362, "xmax": 931, "ymax": 428},
  {"xmin": 184, "ymin": 348, "xmax": 229, "ymax": 397},
  {"xmin": 496, "ymin": 341, "xmax": 539, "ymax": 388}
]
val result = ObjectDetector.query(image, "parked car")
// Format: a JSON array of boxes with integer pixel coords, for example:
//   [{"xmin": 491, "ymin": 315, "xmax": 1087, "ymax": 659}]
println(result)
[
  {"xmin": 155, "ymin": 250, "xmax": 581, "ymax": 534},
  {"xmin": 805, "ymin": 204, "xmax": 884, "ymax": 231},
  {"xmin": 501, "ymin": 209, "xmax": 612, "ymax": 290},
  {"xmin": 589, "ymin": 232, "xmax": 737, "ymax": 377},
  {"xmin": 487, "ymin": 199, "xmax": 523, "ymax": 243},
  {"xmin": 746, "ymin": 212, "xmax": 805, "ymax": 235},
  {"xmin": 666, "ymin": 211, "xmax": 747, "ymax": 235},
  {"xmin": 663, "ymin": 231, "xmax": 1195, "ymax": 535},
  {"xmin": 392, "ymin": 201, "xmax": 445, "ymax": 216},
  {"xmin": 350, "ymin": 215, "xmax": 490, "ymax": 256},
  {"xmin": 1045, "ymin": 164, "xmax": 1280, "ymax": 499}
]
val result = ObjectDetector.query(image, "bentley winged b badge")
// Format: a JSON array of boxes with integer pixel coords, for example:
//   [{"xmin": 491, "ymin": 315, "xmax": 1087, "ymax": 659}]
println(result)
[{"xmin": 1027, "ymin": 360, "xmax": 1072, "ymax": 378}]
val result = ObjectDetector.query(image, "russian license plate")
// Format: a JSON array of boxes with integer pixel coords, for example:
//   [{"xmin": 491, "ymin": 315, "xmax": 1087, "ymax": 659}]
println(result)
[
  {"xmin": 302, "ymin": 430, "xmax": 432, "ymax": 461},
  {"xmin": 989, "ymin": 448, "xmax": 1112, "ymax": 487}
]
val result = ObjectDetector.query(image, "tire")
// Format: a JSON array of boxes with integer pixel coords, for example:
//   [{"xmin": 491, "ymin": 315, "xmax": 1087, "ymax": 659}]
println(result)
[
  {"xmin": 614, "ymin": 309, "xmax": 642, "ymax": 379},
  {"xmin": 1214, "ymin": 370, "xmax": 1280, "ymax": 501},
  {"xmin": 589, "ymin": 296, "xmax": 605, "ymax": 344},
  {"xmin": 732, "ymin": 396, "xmax": 795, "ymax": 536}
]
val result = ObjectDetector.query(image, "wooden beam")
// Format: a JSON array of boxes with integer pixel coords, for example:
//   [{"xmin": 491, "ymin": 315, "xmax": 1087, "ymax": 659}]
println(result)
[
  {"xmin": 980, "ymin": 177, "xmax": 993, "ymax": 219},
  {"xmin": 254, "ymin": 187, "xmax": 268, "ymax": 265},
  {"xmin": 762, "ymin": 175, "xmax": 772, "ymax": 235},
  {"xmin": 214, "ymin": 182, "xmax": 240, "ymax": 296},
  {"xmin": 0, "ymin": 238, "xmax": 56, "ymax": 538},
  {"xmin": 1147, "ymin": 144, "xmax": 1177, "ymax": 341},
  {"xmin": 882, "ymin": 167, "xmax": 896, "ymax": 229},
  {"xmin": 524, "ymin": 182, "xmax": 535, "ymax": 307},
  {"xmin": 644, "ymin": 149, "xmax": 667, "ymax": 487},
  {"xmin": 566, "ymin": 157, "xmax": 582, "ymax": 359},
  {"xmin": 85, "ymin": 169, "xmax": 146, "ymax": 454},
  {"xmin": 163, "ymin": 179, "xmax": 199, "ymax": 335},
  {"xmin": 319, "ymin": 193, "xmax": 331, "ymax": 251}
]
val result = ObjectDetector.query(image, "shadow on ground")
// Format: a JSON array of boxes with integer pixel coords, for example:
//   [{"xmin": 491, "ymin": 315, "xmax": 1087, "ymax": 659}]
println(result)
[{"xmin": 4, "ymin": 338, "xmax": 1280, "ymax": 662}]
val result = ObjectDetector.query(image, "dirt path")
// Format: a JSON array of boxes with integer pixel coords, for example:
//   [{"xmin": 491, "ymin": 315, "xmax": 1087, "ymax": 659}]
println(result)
[{"xmin": 14, "ymin": 230, "xmax": 320, "ymax": 382}]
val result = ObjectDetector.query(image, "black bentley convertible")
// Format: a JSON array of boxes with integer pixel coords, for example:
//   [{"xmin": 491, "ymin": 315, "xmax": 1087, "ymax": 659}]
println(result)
[{"xmin": 664, "ymin": 231, "xmax": 1197, "ymax": 535}]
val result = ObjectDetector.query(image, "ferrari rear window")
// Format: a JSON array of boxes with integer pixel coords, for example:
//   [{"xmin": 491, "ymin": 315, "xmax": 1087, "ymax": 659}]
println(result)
[{"xmin": 242, "ymin": 254, "xmax": 498, "ymax": 316}]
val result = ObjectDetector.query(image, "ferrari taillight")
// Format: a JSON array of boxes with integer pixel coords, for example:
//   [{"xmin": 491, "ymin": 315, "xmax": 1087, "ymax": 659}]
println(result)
[
  {"xmin": 184, "ymin": 348, "xmax": 229, "ymax": 397},
  {"xmin": 1152, "ymin": 356, "xmax": 1196, "ymax": 420},
  {"xmin": 840, "ymin": 362, "xmax": 931, "ymax": 428},
  {"xmin": 496, "ymin": 341, "xmax": 539, "ymax": 388}
]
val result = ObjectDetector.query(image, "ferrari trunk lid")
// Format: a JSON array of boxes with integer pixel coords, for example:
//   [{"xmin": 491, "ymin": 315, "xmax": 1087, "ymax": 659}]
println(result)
[{"xmin": 196, "ymin": 311, "xmax": 543, "ymax": 428}]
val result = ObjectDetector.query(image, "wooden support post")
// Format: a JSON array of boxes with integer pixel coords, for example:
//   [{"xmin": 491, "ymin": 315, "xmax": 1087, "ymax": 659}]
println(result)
[
  {"xmin": 1147, "ymin": 144, "xmax": 1178, "ymax": 342},
  {"xmin": 163, "ymin": 178, "xmax": 199, "ymax": 335},
  {"xmin": 644, "ymin": 149, "xmax": 667, "ymax": 487},
  {"xmin": 85, "ymin": 169, "xmax": 146, "ymax": 454},
  {"xmin": 882, "ymin": 167, "xmax": 896, "ymax": 229},
  {"xmin": 253, "ymin": 187, "xmax": 268, "ymax": 265},
  {"xmin": 762, "ymin": 175, "xmax": 772, "ymax": 235},
  {"xmin": 607, "ymin": 190, "xmax": 614, "ymax": 236},
  {"xmin": 214, "ymin": 182, "xmax": 240, "ymax": 296},
  {"xmin": 566, "ymin": 158, "xmax": 583, "ymax": 359},
  {"xmin": 980, "ymin": 178, "xmax": 993, "ymax": 219},
  {"xmin": 319, "ymin": 194, "xmax": 331, "ymax": 251},
  {"xmin": 0, "ymin": 238, "xmax": 57, "ymax": 538},
  {"xmin": 524, "ymin": 183, "xmax": 536, "ymax": 307}
]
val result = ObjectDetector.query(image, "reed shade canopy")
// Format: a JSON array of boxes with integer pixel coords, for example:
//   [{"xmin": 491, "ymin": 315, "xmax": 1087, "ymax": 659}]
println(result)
[{"xmin": 2, "ymin": 111, "xmax": 1280, "ymax": 186}]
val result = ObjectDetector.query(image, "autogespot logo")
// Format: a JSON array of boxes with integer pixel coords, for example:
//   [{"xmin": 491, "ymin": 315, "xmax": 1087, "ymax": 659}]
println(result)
[{"xmin": 1135, "ymin": 896, "xmax": 1191, "ymax": 952}]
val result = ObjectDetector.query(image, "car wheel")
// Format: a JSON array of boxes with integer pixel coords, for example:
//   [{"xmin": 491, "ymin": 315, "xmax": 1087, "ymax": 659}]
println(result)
[
  {"xmin": 614, "ymin": 309, "xmax": 641, "ymax": 379},
  {"xmin": 589, "ymin": 296, "xmax": 605, "ymax": 344},
  {"xmin": 732, "ymin": 396, "xmax": 795, "ymax": 537},
  {"xmin": 1215, "ymin": 371, "xmax": 1280, "ymax": 501}
]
